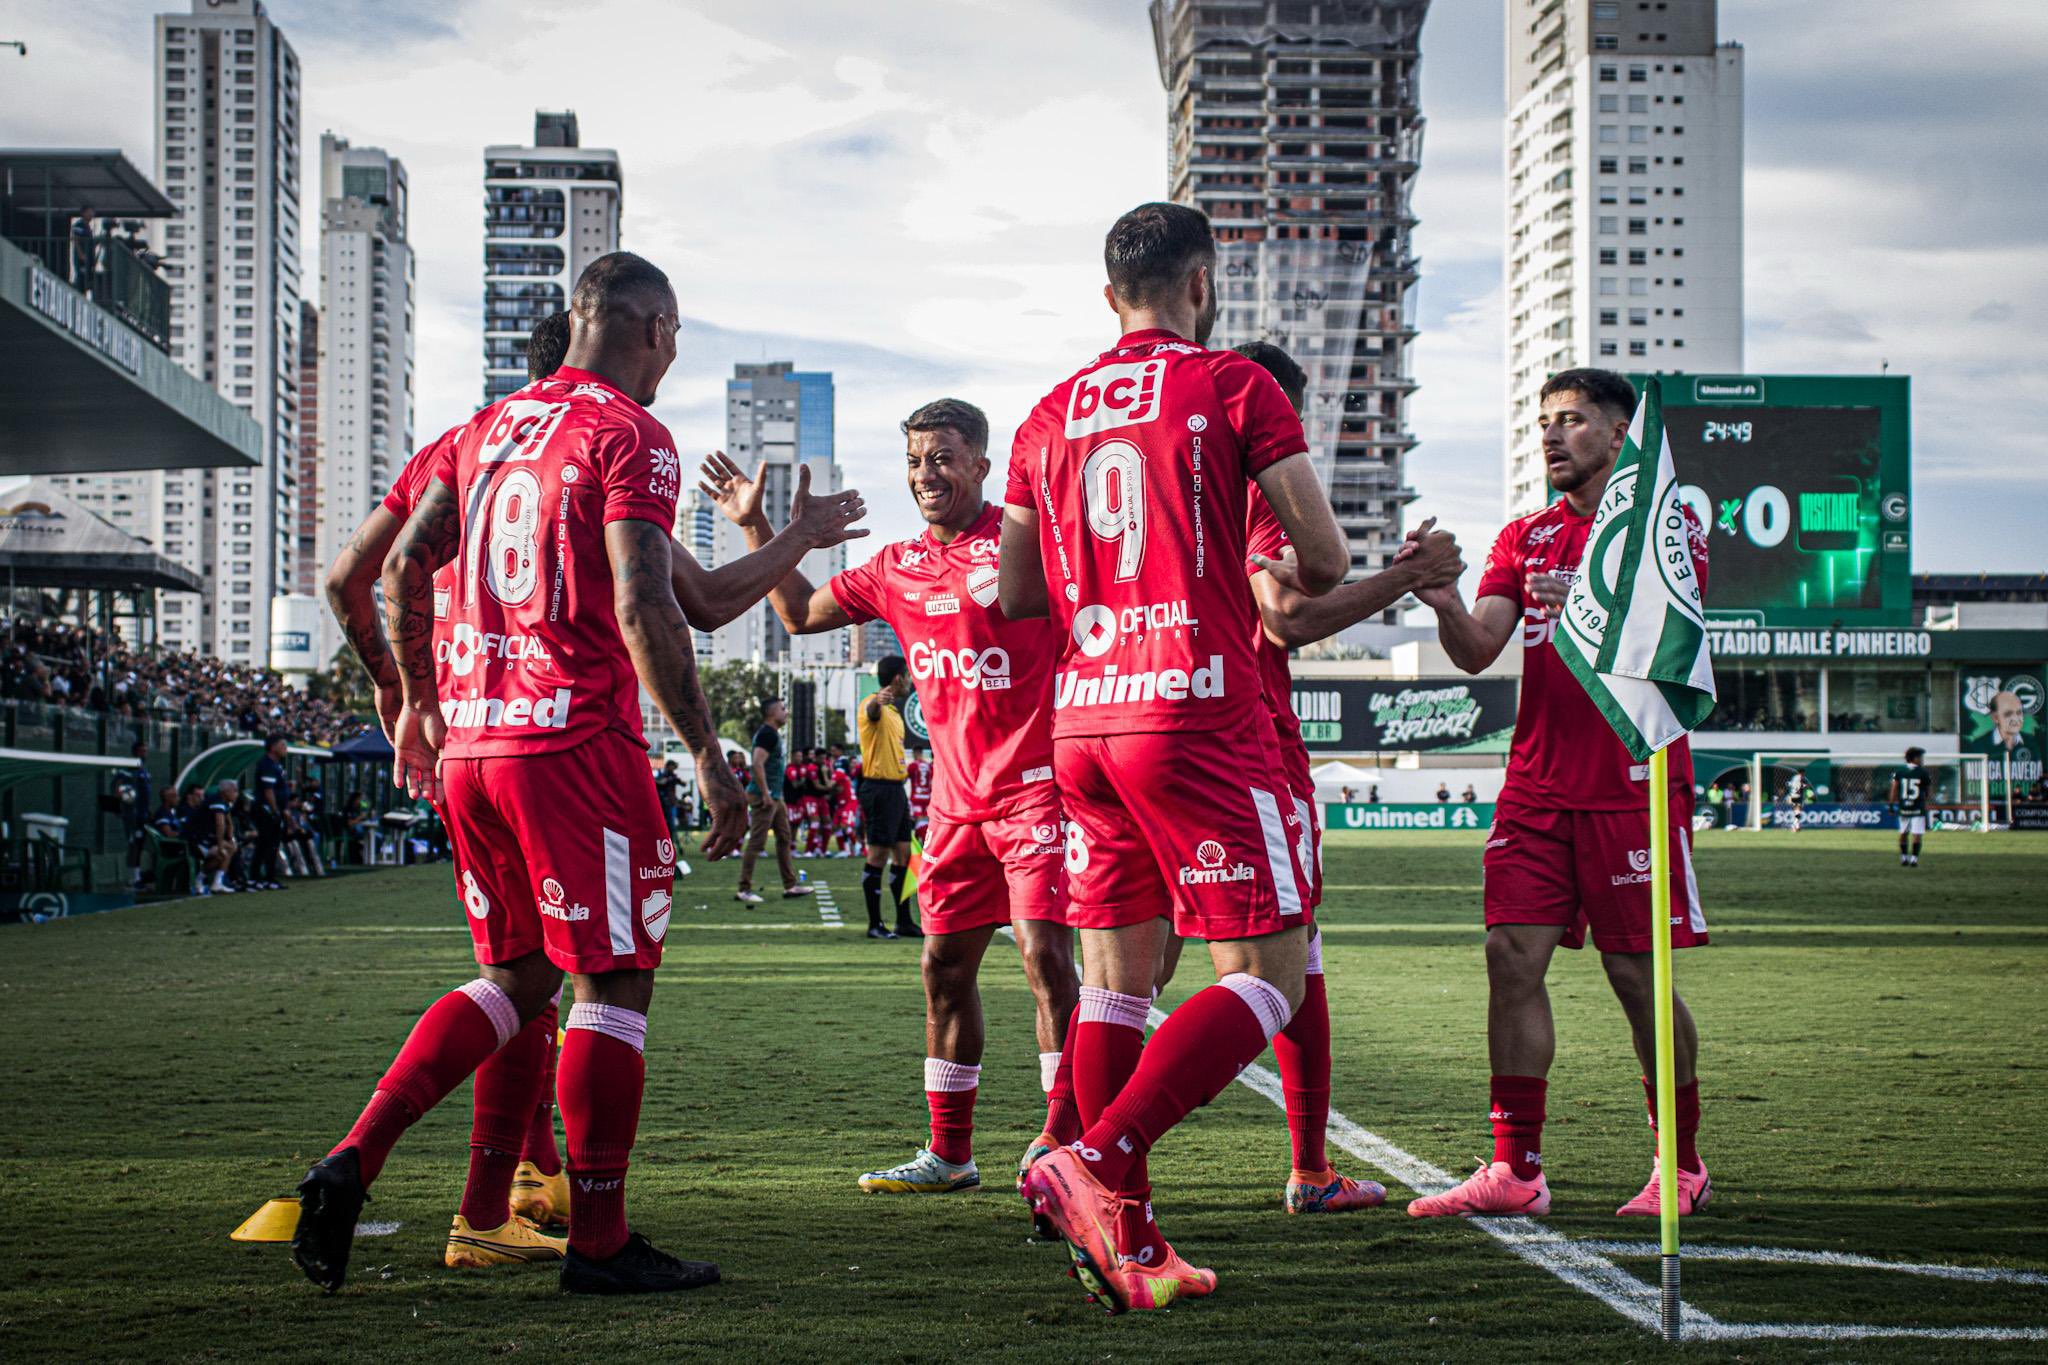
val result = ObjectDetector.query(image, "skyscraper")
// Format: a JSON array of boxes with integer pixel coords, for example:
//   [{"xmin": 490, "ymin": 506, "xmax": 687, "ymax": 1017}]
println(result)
[
  {"xmin": 1503, "ymin": 0, "xmax": 1742, "ymax": 516},
  {"xmin": 295, "ymin": 298, "xmax": 319, "ymax": 596},
  {"xmin": 58, "ymin": 0, "xmax": 302, "ymax": 662},
  {"xmin": 707, "ymin": 362, "xmax": 847, "ymax": 667},
  {"xmin": 482, "ymin": 111, "xmax": 621, "ymax": 406},
  {"xmin": 313, "ymin": 133, "xmax": 414, "ymax": 661},
  {"xmin": 1151, "ymin": 0, "xmax": 1428, "ymax": 588}
]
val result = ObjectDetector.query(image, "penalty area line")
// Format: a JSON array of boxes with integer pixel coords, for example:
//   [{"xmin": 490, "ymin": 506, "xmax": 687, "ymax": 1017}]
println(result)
[
  {"xmin": 1563, "ymin": 1239, "xmax": 2048, "ymax": 1287},
  {"xmin": 1146, "ymin": 1004, "xmax": 2047, "ymax": 1343}
]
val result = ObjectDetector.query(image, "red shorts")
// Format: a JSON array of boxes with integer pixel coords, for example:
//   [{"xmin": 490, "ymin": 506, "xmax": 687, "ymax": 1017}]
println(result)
[
  {"xmin": 1483, "ymin": 793, "xmax": 1708, "ymax": 954},
  {"xmin": 442, "ymin": 730, "xmax": 676, "ymax": 974},
  {"xmin": 918, "ymin": 788, "xmax": 1067, "ymax": 937},
  {"xmin": 1056, "ymin": 709, "xmax": 1311, "ymax": 940}
]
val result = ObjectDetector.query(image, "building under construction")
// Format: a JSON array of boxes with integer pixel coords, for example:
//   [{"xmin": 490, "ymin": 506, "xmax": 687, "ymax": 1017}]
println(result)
[{"xmin": 1151, "ymin": 0, "xmax": 1428, "ymax": 594}]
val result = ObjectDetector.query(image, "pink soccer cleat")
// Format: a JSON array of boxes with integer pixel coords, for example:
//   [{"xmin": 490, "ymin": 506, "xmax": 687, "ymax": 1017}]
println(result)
[
  {"xmin": 1406, "ymin": 1161, "xmax": 1551, "ymax": 1218},
  {"xmin": 1616, "ymin": 1162, "xmax": 1712, "ymax": 1217},
  {"xmin": 1285, "ymin": 1168, "xmax": 1388, "ymax": 1214},
  {"xmin": 1024, "ymin": 1149, "xmax": 1180, "ymax": 1314}
]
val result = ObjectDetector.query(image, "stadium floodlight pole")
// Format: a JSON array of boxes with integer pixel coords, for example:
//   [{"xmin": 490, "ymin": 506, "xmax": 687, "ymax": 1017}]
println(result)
[{"xmin": 1648, "ymin": 744, "xmax": 1681, "ymax": 1340}]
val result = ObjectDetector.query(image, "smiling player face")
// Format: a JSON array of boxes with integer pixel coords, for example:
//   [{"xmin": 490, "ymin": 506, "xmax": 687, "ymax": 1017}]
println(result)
[{"xmin": 905, "ymin": 427, "xmax": 989, "ymax": 533}]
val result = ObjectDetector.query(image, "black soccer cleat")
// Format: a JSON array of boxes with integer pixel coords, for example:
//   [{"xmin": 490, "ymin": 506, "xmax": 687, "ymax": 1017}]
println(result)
[
  {"xmin": 866, "ymin": 925, "xmax": 897, "ymax": 940},
  {"xmin": 560, "ymin": 1231, "xmax": 721, "ymax": 1295},
  {"xmin": 892, "ymin": 919, "xmax": 923, "ymax": 940},
  {"xmin": 291, "ymin": 1146, "xmax": 367, "ymax": 1293}
]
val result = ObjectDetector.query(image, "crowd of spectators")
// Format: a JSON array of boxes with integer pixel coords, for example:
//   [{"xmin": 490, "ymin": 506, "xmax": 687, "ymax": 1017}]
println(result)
[{"xmin": 0, "ymin": 616, "xmax": 363, "ymax": 744}]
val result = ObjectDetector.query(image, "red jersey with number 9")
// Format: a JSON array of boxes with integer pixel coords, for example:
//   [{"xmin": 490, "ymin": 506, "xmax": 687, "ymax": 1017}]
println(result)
[
  {"xmin": 423, "ymin": 365, "xmax": 681, "ymax": 759},
  {"xmin": 1006, "ymin": 328, "xmax": 1306, "ymax": 739}
]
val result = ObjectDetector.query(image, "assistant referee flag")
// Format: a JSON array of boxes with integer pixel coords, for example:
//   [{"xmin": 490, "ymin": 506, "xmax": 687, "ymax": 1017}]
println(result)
[{"xmin": 1553, "ymin": 377, "xmax": 1717, "ymax": 760}]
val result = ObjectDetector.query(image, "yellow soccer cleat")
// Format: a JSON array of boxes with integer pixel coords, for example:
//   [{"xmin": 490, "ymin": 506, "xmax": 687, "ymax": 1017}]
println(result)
[
  {"xmin": 443, "ymin": 1213, "xmax": 568, "ymax": 1268},
  {"xmin": 509, "ymin": 1161, "xmax": 571, "ymax": 1228},
  {"xmin": 857, "ymin": 1148, "xmax": 980, "ymax": 1194}
]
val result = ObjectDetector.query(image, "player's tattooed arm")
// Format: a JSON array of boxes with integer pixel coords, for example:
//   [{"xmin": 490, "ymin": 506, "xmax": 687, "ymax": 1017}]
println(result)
[
  {"xmin": 695, "ymin": 453, "xmax": 860, "ymax": 634},
  {"xmin": 324, "ymin": 506, "xmax": 404, "ymax": 738},
  {"xmin": 608, "ymin": 517, "xmax": 749, "ymax": 859},
  {"xmin": 380, "ymin": 478, "xmax": 459, "ymax": 800},
  {"xmin": 1254, "ymin": 518, "xmax": 1466, "ymax": 648},
  {"xmin": 997, "ymin": 503, "xmax": 1048, "ymax": 620}
]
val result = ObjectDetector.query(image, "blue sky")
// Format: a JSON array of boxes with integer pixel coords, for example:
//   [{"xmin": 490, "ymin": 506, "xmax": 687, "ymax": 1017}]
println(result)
[{"xmin": 13, "ymin": 0, "xmax": 2045, "ymax": 578}]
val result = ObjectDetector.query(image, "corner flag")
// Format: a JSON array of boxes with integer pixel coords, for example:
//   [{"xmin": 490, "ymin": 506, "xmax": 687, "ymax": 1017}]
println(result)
[
  {"xmin": 1553, "ymin": 377, "xmax": 1716, "ymax": 761},
  {"xmin": 1555, "ymin": 376, "xmax": 1715, "ymax": 1342}
]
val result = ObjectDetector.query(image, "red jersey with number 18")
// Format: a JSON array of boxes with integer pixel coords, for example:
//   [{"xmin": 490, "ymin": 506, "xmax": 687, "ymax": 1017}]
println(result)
[
  {"xmin": 423, "ymin": 365, "xmax": 682, "ymax": 759},
  {"xmin": 829, "ymin": 502, "xmax": 1058, "ymax": 822},
  {"xmin": 1477, "ymin": 499, "xmax": 1706, "ymax": 811},
  {"xmin": 1006, "ymin": 329, "xmax": 1306, "ymax": 738}
]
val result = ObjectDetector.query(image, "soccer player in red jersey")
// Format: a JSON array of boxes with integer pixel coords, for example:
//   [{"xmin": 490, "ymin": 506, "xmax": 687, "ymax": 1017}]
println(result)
[
  {"xmin": 1148, "ymin": 341, "xmax": 1466, "ymax": 1215},
  {"xmin": 1007, "ymin": 204, "xmax": 1349, "ymax": 1312},
  {"xmin": 293, "ymin": 254, "xmax": 751, "ymax": 1297},
  {"xmin": 320, "ymin": 312, "xmax": 864, "ymax": 1245},
  {"xmin": 830, "ymin": 759, "xmax": 861, "ymax": 856},
  {"xmin": 701, "ymin": 398, "xmax": 1083, "ymax": 1197},
  {"xmin": 907, "ymin": 749, "xmax": 933, "ymax": 838},
  {"xmin": 1404, "ymin": 367, "xmax": 1714, "ymax": 1220}
]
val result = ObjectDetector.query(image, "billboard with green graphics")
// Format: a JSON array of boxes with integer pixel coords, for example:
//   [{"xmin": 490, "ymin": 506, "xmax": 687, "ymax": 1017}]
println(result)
[
  {"xmin": 1626, "ymin": 374, "xmax": 1911, "ymax": 628},
  {"xmin": 1959, "ymin": 666, "xmax": 2044, "ymax": 798}
]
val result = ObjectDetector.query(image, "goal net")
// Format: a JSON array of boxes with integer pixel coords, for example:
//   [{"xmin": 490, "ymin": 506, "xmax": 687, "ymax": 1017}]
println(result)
[{"xmin": 1744, "ymin": 752, "xmax": 1992, "ymax": 831}]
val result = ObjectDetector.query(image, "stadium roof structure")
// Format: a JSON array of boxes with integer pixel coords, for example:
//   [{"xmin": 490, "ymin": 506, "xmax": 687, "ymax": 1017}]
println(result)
[
  {"xmin": 0, "ymin": 481, "xmax": 201, "ymax": 593},
  {"xmin": 175, "ymin": 740, "xmax": 330, "ymax": 797},
  {"xmin": 0, "ymin": 745, "xmax": 135, "ymax": 796},
  {"xmin": 0, "ymin": 150, "xmax": 178, "ymax": 220}
]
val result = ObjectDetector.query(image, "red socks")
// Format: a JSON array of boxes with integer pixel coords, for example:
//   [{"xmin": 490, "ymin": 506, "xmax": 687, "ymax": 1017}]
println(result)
[
  {"xmin": 1071, "ymin": 987, "xmax": 1152, "ymax": 1204},
  {"xmin": 924, "ymin": 1058, "xmax": 980, "ymax": 1166},
  {"xmin": 1272, "ymin": 969, "xmax": 1331, "ymax": 1173},
  {"xmin": 1490, "ymin": 1075, "xmax": 1547, "ymax": 1180},
  {"xmin": 1116, "ymin": 1196, "xmax": 1170, "ymax": 1269},
  {"xmin": 520, "ymin": 1000, "xmax": 563, "ymax": 1177},
  {"xmin": 460, "ymin": 1008, "xmax": 549, "ymax": 1226},
  {"xmin": 335, "ymin": 980, "xmax": 517, "ymax": 1185},
  {"xmin": 1042, "ymin": 1028, "xmax": 1082, "ymax": 1146},
  {"xmin": 557, "ymin": 1004, "xmax": 649, "ymax": 1260},
  {"xmin": 1643, "ymin": 1076, "xmax": 1703, "ymax": 1173},
  {"xmin": 1076, "ymin": 976, "xmax": 1289, "ymax": 1193}
]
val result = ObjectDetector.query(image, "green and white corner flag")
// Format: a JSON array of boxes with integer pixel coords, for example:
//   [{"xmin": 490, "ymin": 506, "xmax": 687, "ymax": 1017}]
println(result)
[{"xmin": 1553, "ymin": 377, "xmax": 1717, "ymax": 760}]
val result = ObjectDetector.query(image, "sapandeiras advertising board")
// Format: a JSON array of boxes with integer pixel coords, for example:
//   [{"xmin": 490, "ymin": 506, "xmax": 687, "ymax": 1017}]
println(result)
[{"xmin": 1291, "ymin": 678, "xmax": 1518, "ymax": 754}]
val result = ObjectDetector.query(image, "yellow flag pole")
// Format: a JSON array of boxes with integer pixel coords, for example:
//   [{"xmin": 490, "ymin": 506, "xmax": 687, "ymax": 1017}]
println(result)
[{"xmin": 1649, "ymin": 744, "xmax": 1680, "ymax": 1341}]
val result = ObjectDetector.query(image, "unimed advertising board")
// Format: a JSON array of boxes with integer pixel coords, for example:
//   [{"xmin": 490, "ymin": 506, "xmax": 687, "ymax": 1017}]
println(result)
[{"xmin": 1627, "ymin": 374, "xmax": 1912, "ymax": 628}]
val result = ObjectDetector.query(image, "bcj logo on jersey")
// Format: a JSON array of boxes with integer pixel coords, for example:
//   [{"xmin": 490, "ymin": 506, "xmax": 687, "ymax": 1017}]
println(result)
[{"xmin": 1064, "ymin": 359, "xmax": 1167, "ymax": 438}]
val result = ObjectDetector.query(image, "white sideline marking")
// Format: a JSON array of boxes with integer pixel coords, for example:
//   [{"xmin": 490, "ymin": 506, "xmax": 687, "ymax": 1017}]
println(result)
[
  {"xmin": 1146, "ymin": 1004, "xmax": 2047, "ymax": 1343},
  {"xmin": 1566, "ymin": 1239, "xmax": 2048, "ymax": 1287},
  {"xmin": 815, "ymin": 880, "xmax": 844, "ymax": 928},
  {"xmin": 355, "ymin": 1221, "xmax": 402, "ymax": 1237}
]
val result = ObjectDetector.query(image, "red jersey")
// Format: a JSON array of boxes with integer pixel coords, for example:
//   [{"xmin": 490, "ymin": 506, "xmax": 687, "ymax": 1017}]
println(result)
[
  {"xmin": 380, "ymin": 430, "xmax": 455, "ymax": 521},
  {"xmin": 832, "ymin": 768, "xmax": 855, "ymax": 805},
  {"xmin": 830, "ymin": 502, "xmax": 1058, "ymax": 821},
  {"xmin": 1006, "ymin": 329, "xmax": 1306, "ymax": 738},
  {"xmin": 907, "ymin": 758, "xmax": 933, "ymax": 809},
  {"xmin": 1476, "ymin": 499, "xmax": 1706, "ymax": 810},
  {"xmin": 424, "ymin": 366, "xmax": 681, "ymax": 759},
  {"xmin": 1243, "ymin": 489, "xmax": 1308, "ymax": 789}
]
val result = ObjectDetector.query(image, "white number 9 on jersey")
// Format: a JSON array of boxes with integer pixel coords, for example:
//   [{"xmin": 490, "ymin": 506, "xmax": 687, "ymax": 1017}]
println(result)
[
  {"xmin": 1081, "ymin": 439, "xmax": 1146, "ymax": 581},
  {"xmin": 482, "ymin": 469, "xmax": 542, "ymax": 606}
]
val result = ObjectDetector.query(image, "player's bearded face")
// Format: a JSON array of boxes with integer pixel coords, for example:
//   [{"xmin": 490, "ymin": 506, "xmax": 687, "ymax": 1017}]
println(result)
[
  {"xmin": 1192, "ymin": 264, "xmax": 1218, "ymax": 346},
  {"xmin": 1538, "ymin": 393, "xmax": 1622, "ymax": 495}
]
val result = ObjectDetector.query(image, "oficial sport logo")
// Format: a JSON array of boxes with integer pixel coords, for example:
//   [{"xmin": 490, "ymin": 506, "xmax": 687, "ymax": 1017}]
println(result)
[{"xmin": 1064, "ymin": 359, "xmax": 1166, "ymax": 438}]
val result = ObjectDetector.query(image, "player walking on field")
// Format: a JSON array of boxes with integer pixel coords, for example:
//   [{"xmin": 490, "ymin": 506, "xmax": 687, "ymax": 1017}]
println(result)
[
  {"xmin": 1890, "ymin": 746, "xmax": 1933, "ymax": 866},
  {"xmin": 319, "ymin": 311, "xmax": 864, "ymax": 1245},
  {"xmin": 1405, "ymin": 367, "xmax": 1715, "ymax": 1221},
  {"xmin": 1010, "ymin": 203, "xmax": 1348, "ymax": 1313},
  {"xmin": 699, "ymin": 400, "xmax": 1085, "ymax": 1196},
  {"xmin": 294, "ymin": 254, "xmax": 752, "ymax": 1297},
  {"xmin": 1149, "ymin": 340, "xmax": 1467, "ymax": 1215}
]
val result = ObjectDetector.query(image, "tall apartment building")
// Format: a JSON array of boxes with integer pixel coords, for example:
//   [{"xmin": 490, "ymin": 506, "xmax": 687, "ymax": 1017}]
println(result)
[
  {"xmin": 55, "ymin": 1, "xmax": 303, "ymax": 662},
  {"xmin": 679, "ymin": 486, "xmax": 719, "ymax": 662},
  {"xmin": 706, "ymin": 363, "xmax": 847, "ymax": 667},
  {"xmin": 483, "ymin": 111, "xmax": 621, "ymax": 406},
  {"xmin": 1503, "ymin": 0, "xmax": 1742, "ymax": 516},
  {"xmin": 295, "ymin": 298, "xmax": 318, "ymax": 596},
  {"xmin": 1151, "ymin": 0, "xmax": 1428, "ymax": 584},
  {"xmin": 313, "ymin": 133, "xmax": 414, "ymax": 660}
]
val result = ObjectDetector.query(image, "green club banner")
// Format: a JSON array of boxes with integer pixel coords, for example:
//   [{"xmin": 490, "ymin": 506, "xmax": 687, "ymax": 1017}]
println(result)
[
  {"xmin": 1292, "ymin": 678, "xmax": 1518, "ymax": 754},
  {"xmin": 1323, "ymin": 802, "xmax": 1494, "ymax": 831},
  {"xmin": 1959, "ymin": 665, "xmax": 2044, "ymax": 797}
]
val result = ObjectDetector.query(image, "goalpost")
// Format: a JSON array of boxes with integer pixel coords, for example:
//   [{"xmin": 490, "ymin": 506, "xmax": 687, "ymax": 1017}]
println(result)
[{"xmin": 1744, "ymin": 751, "xmax": 1992, "ymax": 832}]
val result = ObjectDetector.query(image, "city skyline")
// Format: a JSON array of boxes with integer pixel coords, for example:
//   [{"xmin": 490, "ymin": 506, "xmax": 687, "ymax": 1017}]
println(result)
[{"xmin": 6, "ymin": 0, "xmax": 2042, "ymax": 588}]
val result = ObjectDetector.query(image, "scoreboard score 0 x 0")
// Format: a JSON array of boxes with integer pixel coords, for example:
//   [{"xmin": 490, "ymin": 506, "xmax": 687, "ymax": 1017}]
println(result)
[{"xmin": 1626, "ymin": 374, "xmax": 1911, "ymax": 628}]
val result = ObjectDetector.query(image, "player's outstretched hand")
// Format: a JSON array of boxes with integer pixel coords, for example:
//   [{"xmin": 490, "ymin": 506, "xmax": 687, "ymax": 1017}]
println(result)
[
  {"xmin": 1404, "ymin": 526, "xmax": 1465, "ymax": 590},
  {"xmin": 1525, "ymin": 570, "xmax": 1569, "ymax": 619},
  {"xmin": 1391, "ymin": 515, "xmax": 1436, "ymax": 564},
  {"xmin": 1250, "ymin": 544, "xmax": 1312, "ymax": 591},
  {"xmin": 696, "ymin": 751, "xmax": 750, "ymax": 860},
  {"xmin": 789, "ymin": 464, "xmax": 870, "ymax": 549},
  {"xmin": 392, "ymin": 705, "xmax": 445, "ymax": 804},
  {"xmin": 698, "ymin": 451, "xmax": 766, "ymax": 527}
]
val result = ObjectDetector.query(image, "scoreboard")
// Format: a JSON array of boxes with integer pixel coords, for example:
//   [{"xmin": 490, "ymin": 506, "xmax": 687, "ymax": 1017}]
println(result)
[{"xmin": 1628, "ymin": 374, "xmax": 1912, "ymax": 628}]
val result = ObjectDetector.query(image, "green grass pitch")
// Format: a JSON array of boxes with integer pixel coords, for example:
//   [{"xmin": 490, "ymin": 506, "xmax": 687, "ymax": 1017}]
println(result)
[{"xmin": 1, "ymin": 828, "xmax": 2043, "ymax": 1361}]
